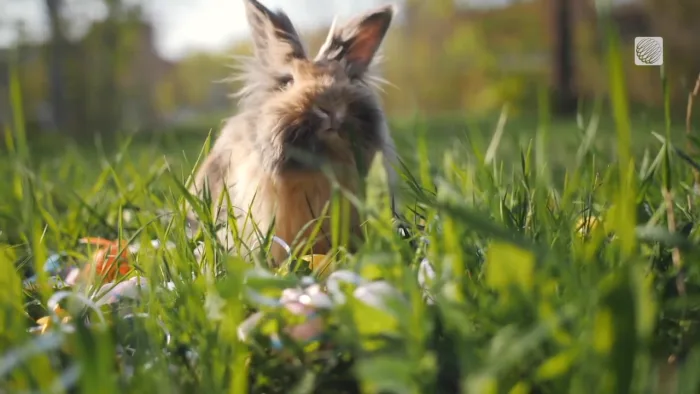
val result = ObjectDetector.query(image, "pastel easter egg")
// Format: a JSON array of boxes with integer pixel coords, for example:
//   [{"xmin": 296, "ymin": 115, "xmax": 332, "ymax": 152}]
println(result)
[{"xmin": 80, "ymin": 238, "xmax": 131, "ymax": 282}]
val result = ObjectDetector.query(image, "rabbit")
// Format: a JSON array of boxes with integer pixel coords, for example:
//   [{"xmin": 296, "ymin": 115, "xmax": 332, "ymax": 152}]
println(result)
[{"xmin": 187, "ymin": 0, "xmax": 399, "ymax": 265}]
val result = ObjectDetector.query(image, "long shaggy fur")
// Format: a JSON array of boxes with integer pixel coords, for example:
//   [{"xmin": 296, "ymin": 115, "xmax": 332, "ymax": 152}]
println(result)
[{"xmin": 187, "ymin": 0, "xmax": 399, "ymax": 265}]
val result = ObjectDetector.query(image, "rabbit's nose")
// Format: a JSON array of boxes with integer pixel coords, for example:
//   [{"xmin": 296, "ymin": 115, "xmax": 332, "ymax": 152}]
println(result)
[{"xmin": 317, "ymin": 106, "xmax": 340, "ymax": 130}]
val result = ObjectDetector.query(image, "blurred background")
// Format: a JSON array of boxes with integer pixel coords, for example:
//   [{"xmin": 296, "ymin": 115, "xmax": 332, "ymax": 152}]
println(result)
[{"xmin": 0, "ymin": 0, "xmax": 698, "ymax": 139}]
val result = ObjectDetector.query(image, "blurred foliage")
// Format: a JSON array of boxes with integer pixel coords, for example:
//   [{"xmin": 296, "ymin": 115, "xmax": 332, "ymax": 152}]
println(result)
[{"xmin": 1, "ymin": 0, "xmax": 700, "ymax": 135}]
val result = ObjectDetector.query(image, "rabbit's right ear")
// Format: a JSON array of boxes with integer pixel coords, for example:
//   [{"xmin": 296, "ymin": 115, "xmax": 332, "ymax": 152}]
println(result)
[
  {"xmin": 315, "ymin": 5, "xmax": 395, "ymax": 78},
  {"xmin": 244, "ymin": 0, "xmax": 306, "ymax": 68}
]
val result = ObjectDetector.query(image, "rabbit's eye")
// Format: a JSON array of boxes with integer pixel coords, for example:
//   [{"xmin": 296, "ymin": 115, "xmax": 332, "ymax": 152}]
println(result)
[{"xmin": 277, "ymin": 75, "xmax": 294, "ymax": 89}]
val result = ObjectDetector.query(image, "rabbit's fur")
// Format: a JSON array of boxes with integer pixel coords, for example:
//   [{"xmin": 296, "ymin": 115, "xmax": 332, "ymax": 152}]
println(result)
[{"xmin": 188, "ymin": 0, "xmax": 399, "ymax": 264}]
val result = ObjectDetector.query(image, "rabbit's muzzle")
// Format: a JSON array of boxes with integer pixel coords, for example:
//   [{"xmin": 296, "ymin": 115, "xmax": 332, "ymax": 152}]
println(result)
[{"xmin": 275, "ymin": 108, "xmax": 345, "ymax": 172}]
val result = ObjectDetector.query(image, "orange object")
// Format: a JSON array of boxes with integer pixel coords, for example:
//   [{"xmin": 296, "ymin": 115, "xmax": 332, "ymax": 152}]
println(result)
[
  {"xmin": 79, "ymin": 237, "xmax": 131, "ymax": 282},
  {"xmin": 53, "ymin": 304, "xmax": 68, "ymax": 318}
]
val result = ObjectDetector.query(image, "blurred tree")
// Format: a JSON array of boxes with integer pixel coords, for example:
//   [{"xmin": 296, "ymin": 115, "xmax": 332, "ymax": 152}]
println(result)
[
  {"xmin": 66, "ymin": 1, "xmax": 170, "ymax": 134},
  {"xmin": 98, "ymin": 0, "xmax": 122, "ymax": 134},
  {"xmin": 645, "ymin": 0, "xmax": 700, "ymax": 95},
  {"xmin": 382, "ymin": 0, "xmax": 549, "ymax": 116},
  {"xmin": 44, "ymin": 0, "xmax": 67, "ymax": 131},
  {"xmin": 550, "ymin": 0, "xmax": 577, "ymax": 116},
  {"xmin": 15, "ymin": 21, "xmax": 49, "ymax": 124},
  {"xmin": 11, "ymin": 0, "xmax": 172, "ymax": 135}
]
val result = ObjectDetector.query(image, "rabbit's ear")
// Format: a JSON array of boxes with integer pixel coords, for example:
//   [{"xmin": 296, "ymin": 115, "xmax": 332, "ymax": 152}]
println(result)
[
  {"xmin": 244, "ymin": 0, "xmax": 306, "ymax": 68},
  {"xmin": 315, "ymin": 5, "xmax": 395, "ymax": 78}
]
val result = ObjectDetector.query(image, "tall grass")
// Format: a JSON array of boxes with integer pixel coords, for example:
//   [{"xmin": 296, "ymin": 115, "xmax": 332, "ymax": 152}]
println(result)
[{"xmin": 3, "ymin": 27, "xmax": 700, "ymax": 394}]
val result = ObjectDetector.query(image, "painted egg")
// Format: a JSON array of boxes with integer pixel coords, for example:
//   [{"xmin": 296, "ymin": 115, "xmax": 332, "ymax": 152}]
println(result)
[{"xmin": 80, "ymin": 237, "xmax": 131, "ymax": 282}]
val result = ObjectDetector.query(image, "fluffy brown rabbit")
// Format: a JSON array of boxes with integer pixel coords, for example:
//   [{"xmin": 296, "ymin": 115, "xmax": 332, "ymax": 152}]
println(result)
[{"xmin": 187, "ymin": 0, "xmax": 399, "ymax": 264}]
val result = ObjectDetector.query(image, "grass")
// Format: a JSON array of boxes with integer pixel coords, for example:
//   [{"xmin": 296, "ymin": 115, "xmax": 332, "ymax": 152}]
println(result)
[
  {"xmin": 2, "ymin": 103, "xmax": 700, "ymax": 394},
  {"xmin": 3, "ymin": 36, "xmax": 700, "ymax": 394}
]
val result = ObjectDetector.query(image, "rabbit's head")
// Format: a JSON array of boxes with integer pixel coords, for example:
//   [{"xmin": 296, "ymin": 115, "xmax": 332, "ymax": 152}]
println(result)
[{"xmin": 235, "ymin": 0, "xmax": 396, "ymax": 175}]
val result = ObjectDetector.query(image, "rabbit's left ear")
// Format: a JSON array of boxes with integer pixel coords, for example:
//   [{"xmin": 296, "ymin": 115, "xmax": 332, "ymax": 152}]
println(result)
[
  {"xmin": 315, "ymin": 5, "xmax": 395, "ymax": 78},
  {"xmin": 244, "ymin": 0, "xmax": 306, "ymax": 68}
]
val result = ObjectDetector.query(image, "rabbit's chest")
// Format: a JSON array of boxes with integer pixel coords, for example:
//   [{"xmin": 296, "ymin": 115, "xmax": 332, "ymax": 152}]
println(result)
[{"xmin": 229, "ymin": 162, "xmax": 359, "ymax": 262}]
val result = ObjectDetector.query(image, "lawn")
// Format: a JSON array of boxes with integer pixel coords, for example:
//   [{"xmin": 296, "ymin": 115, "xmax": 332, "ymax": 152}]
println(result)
[{"xmin": 3, "ymin": 62, "xmax": 700, "ymax": 394}]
